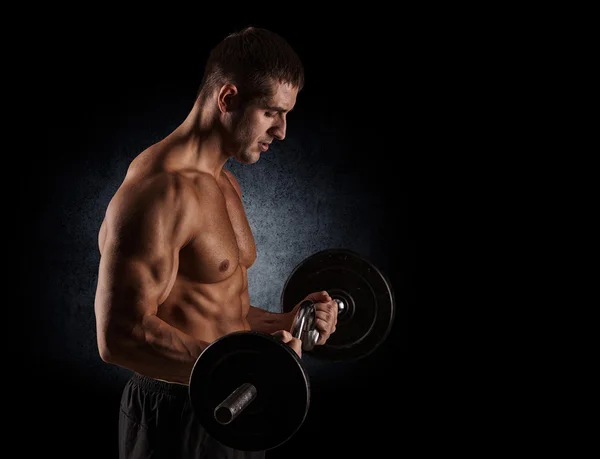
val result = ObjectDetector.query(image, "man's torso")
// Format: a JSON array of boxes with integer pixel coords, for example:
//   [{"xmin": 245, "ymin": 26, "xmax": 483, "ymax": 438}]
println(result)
[{"xmin": 99, "ymin": 146, "xmax": 257, "ymax": 344}]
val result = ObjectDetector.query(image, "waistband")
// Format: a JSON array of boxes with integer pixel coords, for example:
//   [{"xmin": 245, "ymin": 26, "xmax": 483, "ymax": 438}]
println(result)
[{"xmin": 130, "ymin": 373, "xmax": 190, "ymax": 397}]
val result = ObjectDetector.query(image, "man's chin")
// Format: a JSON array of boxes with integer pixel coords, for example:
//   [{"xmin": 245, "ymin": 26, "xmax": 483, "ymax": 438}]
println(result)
[{"xmin": 239, "ymin": 151, "xmax": 260, "ymax": 165}]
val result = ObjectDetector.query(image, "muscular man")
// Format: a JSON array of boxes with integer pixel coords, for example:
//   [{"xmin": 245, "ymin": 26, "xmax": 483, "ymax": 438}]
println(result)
[{"xmin": 94, "ymin": 26, "xmax": 338, "ymax": 459}]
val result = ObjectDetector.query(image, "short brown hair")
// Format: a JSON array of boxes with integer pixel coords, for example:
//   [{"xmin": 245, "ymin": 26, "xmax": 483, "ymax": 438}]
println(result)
[{"xmin": 198, "ymin": 26, "xmax": 305, "ymax": 102}]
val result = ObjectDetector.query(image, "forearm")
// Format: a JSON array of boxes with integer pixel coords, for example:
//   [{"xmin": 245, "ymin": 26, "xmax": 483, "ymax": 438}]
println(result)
[
  {"xmin": 247, "ymin": 305, "xmax": 297, "ymax": 334},
  {"xmin": 100, "ymin": 314, "xmax": 209, "ymax": 385}
]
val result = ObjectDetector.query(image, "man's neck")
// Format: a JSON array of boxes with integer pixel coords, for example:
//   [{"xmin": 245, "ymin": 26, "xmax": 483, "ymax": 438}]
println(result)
[{"xmin": 167, "ymin": 99, "xmax": 230, "ymax": 178}]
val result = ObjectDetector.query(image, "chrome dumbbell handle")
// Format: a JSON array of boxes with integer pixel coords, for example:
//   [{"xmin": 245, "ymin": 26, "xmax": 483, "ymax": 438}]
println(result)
[
  {"xmin": 290, "ymin": 300, "xmax": 320, "ymax": 351},
  {"xmin": 291, "ymin": 299, "xmax": 343, "ymax": 351}
]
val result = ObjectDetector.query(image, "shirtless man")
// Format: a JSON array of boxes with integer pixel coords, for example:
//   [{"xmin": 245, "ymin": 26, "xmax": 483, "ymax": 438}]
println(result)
[{"xmin": 93, "ymin": 27, "xmax": 338, "ymax": 458}]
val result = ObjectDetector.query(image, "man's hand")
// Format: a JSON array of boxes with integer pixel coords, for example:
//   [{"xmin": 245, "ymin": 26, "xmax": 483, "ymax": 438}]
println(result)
[
  {"xmin": 275, "ymin": 291, "xmax": 338, "ymax": 355},
  {"xmin": 297, "ymin": 290, "xmax": 338, "ymax": 346},
  {"xmin": 272, "ymin": 330, "xmax": 302, "ymax": 358}
]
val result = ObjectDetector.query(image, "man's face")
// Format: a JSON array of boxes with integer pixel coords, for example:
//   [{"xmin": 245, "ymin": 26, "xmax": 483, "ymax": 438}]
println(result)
[{"xmin": 226, "ymin": 81, "xmax": 298, "ymax": 165}]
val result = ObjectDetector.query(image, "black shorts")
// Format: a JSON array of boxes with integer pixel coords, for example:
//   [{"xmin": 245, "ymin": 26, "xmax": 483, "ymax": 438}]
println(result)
[{"xmin": 119, "ymin": 373, "xmax": 266, "ymax": 459}]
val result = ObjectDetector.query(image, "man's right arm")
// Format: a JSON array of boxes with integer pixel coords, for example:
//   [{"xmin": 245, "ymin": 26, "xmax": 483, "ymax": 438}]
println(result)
[{"xmin": 94, "ymin": 174, "xmax": 207, "ymax": 385}]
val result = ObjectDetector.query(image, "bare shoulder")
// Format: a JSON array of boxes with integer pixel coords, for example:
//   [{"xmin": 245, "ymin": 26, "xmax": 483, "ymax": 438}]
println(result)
[
  {"xmin": 222, "ymin": 168, "xmax": 242, "ymax": 199},
  {"xmin": 99, "ymin": 171, "xmax": 198, "ymax": 254},
  {"xmin": 111, "ymin": 172, "xmax": 195, "ymax": 217}
]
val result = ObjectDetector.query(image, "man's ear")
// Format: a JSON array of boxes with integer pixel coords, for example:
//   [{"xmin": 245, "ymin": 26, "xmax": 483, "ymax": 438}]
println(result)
[{"xmin": 217, "ymin": 83, "xmax": 240, "ymax": 113}]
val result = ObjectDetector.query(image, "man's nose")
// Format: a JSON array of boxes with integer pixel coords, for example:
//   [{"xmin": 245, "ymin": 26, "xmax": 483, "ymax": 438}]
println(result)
[{"xmin": 269, "ymin": 119, "xmax": 287, "ymax": 141}]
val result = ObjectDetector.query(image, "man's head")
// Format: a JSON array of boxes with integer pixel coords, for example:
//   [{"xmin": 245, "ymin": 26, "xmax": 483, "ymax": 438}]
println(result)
[
  {"xmin": 198, "ymin": 26, "xmax": 304, "ymax": 164},
  {"xmin": 199, "ymin": 26, "xmax": 304, "ymax": 103}
]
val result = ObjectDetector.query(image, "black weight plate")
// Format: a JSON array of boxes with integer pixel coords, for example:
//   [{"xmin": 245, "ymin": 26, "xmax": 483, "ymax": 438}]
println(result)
[
  {"xmin": 281, "ymin": 249, "xmax": 395, "ymax": 361},
  {"xmin": 188, "ymin": 331, "xmax": 310, "ymax": 451}
]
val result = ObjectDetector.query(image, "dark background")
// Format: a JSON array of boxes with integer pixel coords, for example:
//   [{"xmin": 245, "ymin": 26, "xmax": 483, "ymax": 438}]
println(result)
[{"xmin": 25, "ymin": 16, "xmax": 415, "ymax": 458}]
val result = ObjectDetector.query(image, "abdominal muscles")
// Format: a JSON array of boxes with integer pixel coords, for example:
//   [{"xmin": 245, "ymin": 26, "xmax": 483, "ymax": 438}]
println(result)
[{"xmin": 157, "ymin": 263, "xmax": 251, "ymax": 343}]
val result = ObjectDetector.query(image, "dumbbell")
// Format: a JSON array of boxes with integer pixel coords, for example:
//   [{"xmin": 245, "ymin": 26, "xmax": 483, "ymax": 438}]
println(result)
[
  {"xmin": 188, "ymin": 300, "xmax": 317, "ymax": 452},
  {"xmin": 188, "ymin": 248, "xmax": 395, "ymax": 451},
  {"xmin": 281, "ymin": 248, "xmax": 395, "ymax": 361}
]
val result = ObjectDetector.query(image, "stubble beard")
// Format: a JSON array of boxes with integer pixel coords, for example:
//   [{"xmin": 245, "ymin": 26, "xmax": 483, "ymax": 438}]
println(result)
[
  {"xmin": 234, "ymin": 116, "xmax": 260, "ymax": 165},
  {"xmin": 239, "ymin": 149, "xmax": 259, "ymax": 164}
]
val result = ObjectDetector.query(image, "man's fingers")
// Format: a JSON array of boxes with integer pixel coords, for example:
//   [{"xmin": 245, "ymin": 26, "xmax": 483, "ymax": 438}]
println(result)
[
  {"xmin": 287, "ymin": 337, "xmax": 302, "ymax": 357},
  {"xmin": 315, "ymin": 318, "xmax": 335, "ymax": 334},
  {"xmin": 271, "ymin": 330, "xmax": 302, "ymax": 358},
  {"xmin": 315, "ymin": 310, "xmax": 331, "ymax": 322},
  {"xmin": 315, "ymin": 310, "xmax": 336, "ymax": 330},
  {"xmin": 314, "ymin": 300, "xmax": 338, "ymax": 316},
  {"xmin": 315, "ymin": 301, "xmax": 338, "ymax": 327},
  {"xmin": 272, "ymin": 329, "xmax": 293, "ymax": 343},
  {"xmin": 305, "ymin": 290, "xmax": 331, "ymax": 303}
]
